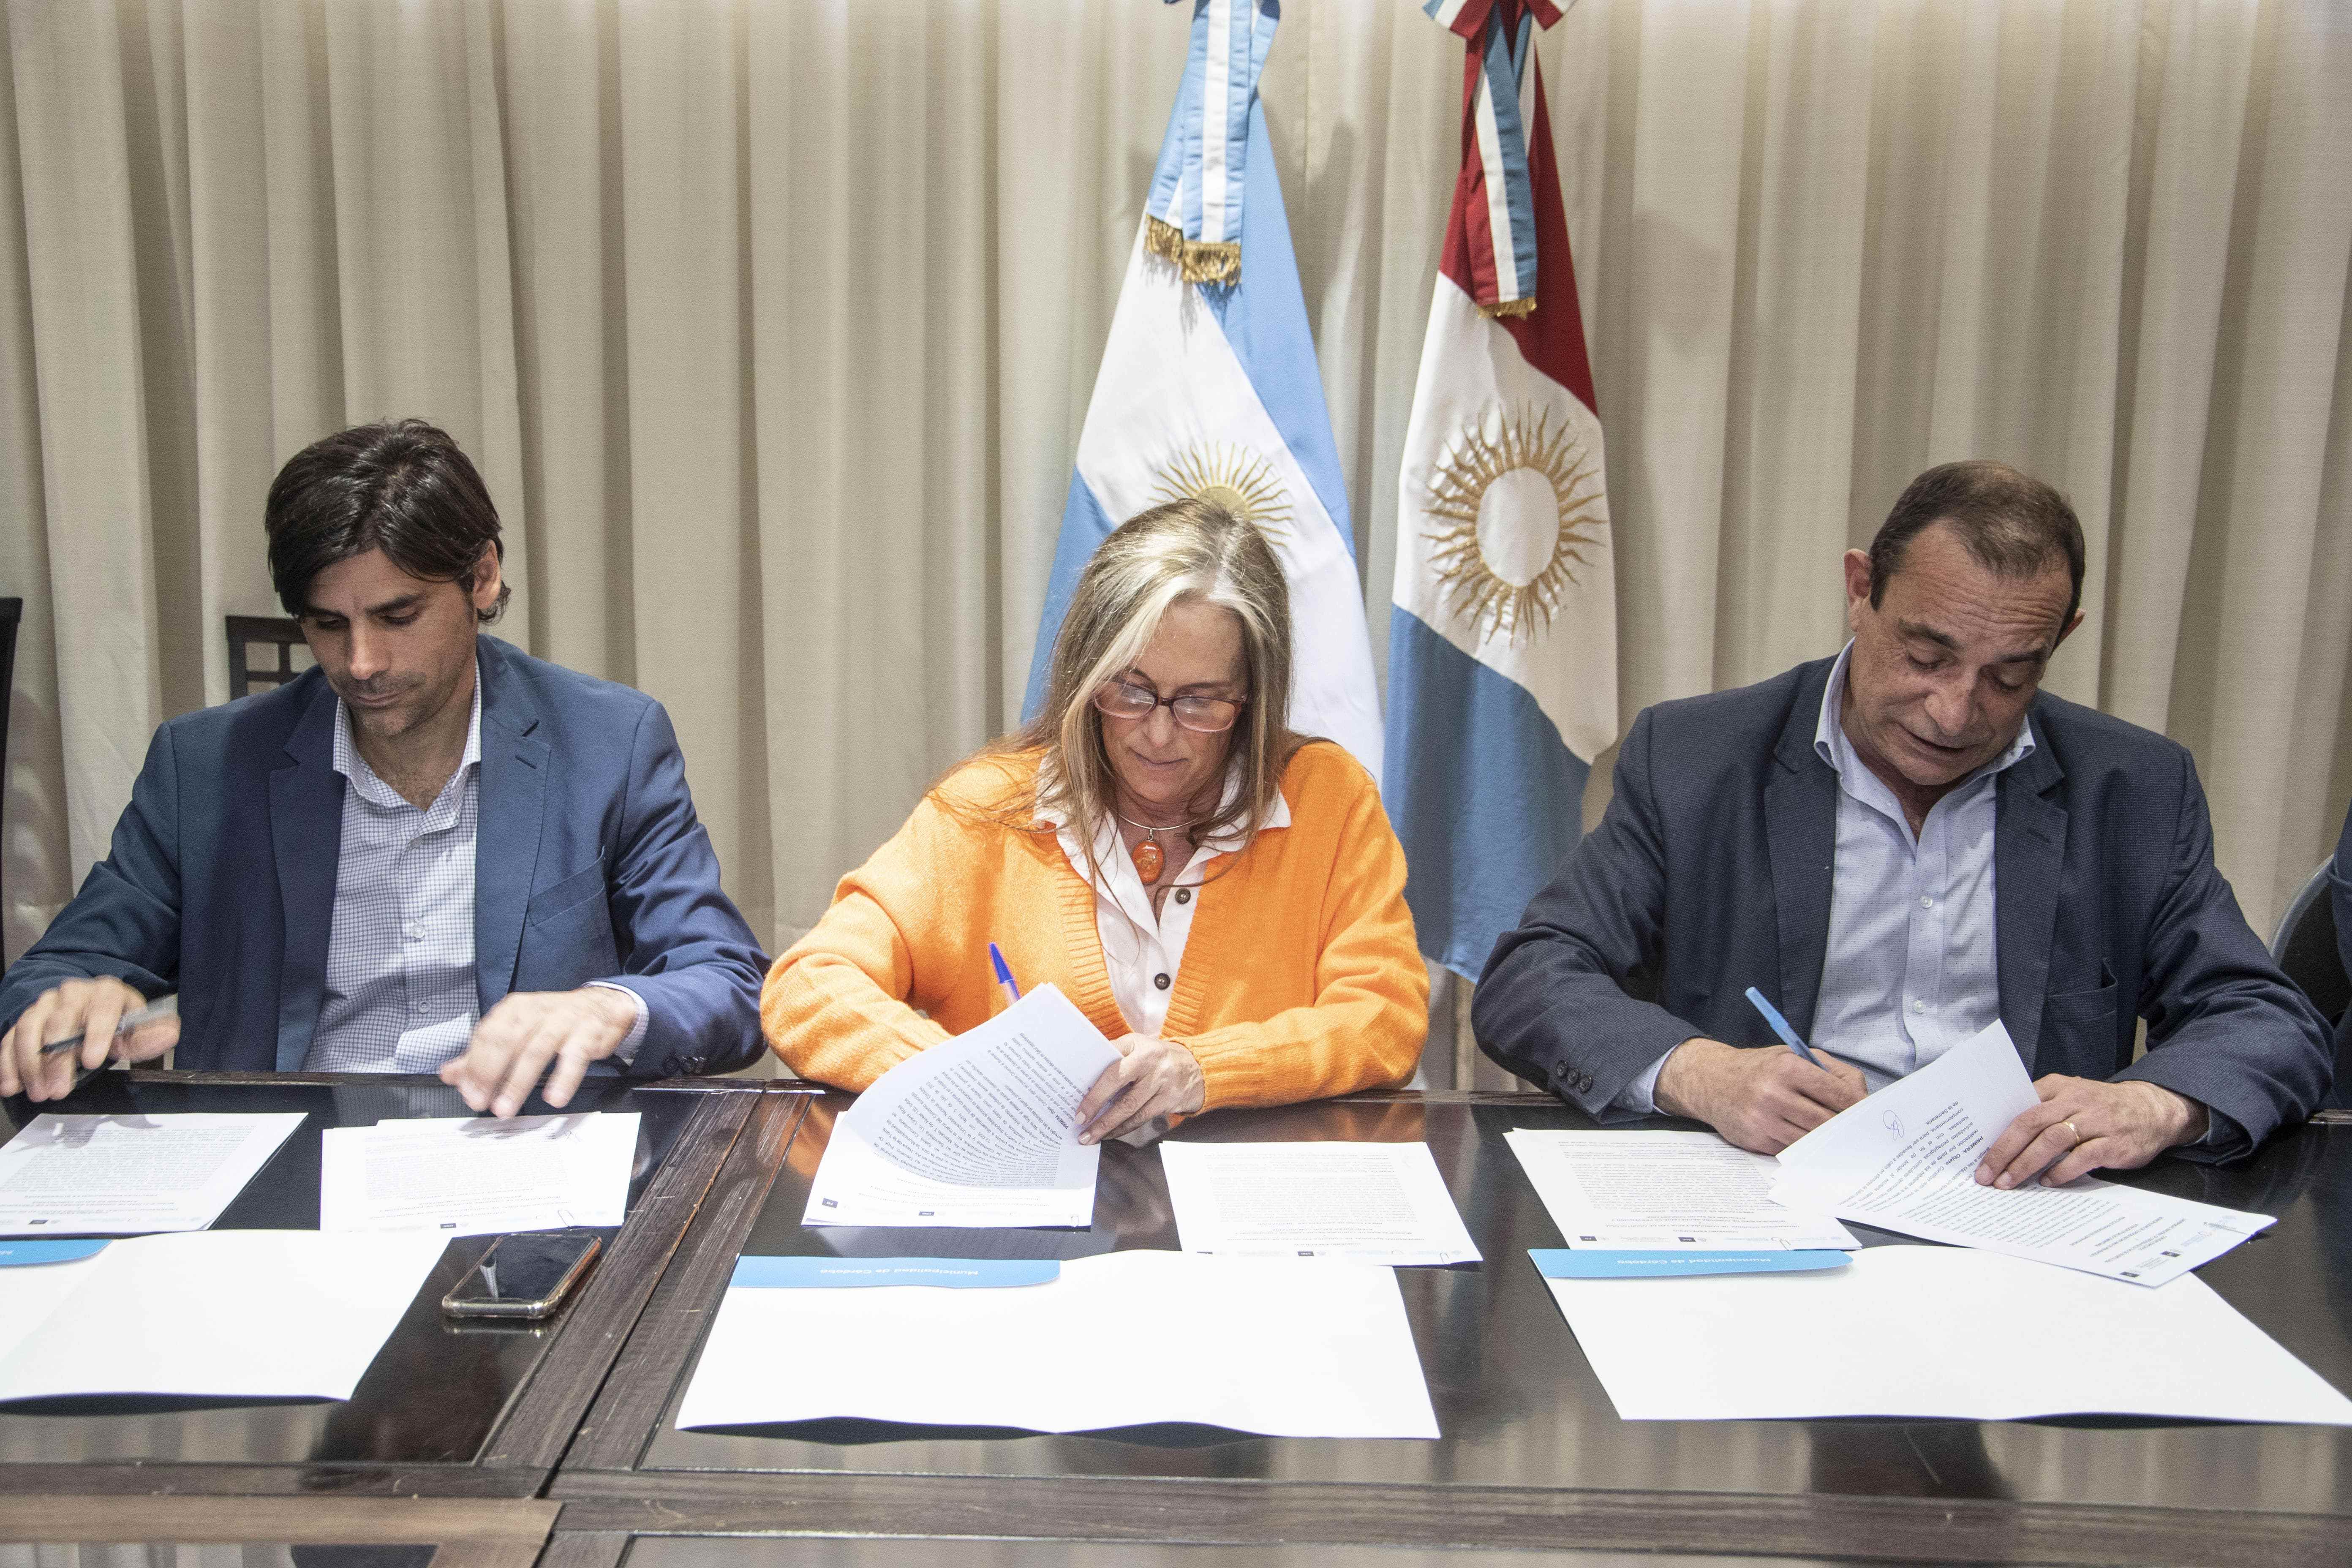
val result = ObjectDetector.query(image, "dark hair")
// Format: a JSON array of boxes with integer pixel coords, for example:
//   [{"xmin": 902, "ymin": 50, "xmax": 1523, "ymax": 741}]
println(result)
[
  {"xmin": 265, "ymin": 419, "xmax": 508, "ymax": 622},
  {"xmin": 1866, "ymin": 460, "xmax": 2085, "ymax": 632}
]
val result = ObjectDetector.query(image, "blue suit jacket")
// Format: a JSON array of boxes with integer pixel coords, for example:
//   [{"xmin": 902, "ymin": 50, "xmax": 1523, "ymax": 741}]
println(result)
[
  {"xmin": 1474, "ymin": 656, "xmax": 2333, "ymax": 1158},
  {"xmin": 0, "ymin": 636, "xmax": 769, "ymax": 1078}
]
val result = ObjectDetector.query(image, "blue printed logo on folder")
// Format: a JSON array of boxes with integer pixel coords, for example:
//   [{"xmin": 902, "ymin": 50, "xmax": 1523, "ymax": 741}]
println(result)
[
  {"xmin": 729, "ymin": 1256, "xmax": 1061, "ymax": 1290},
  {"xmin": 1529, "ymin": 1248, "xmax": 1849, "ymax": 1279},
  {"xmin": 0, "ymin": 1240, "xmax": 109, "ymax": 1268}
]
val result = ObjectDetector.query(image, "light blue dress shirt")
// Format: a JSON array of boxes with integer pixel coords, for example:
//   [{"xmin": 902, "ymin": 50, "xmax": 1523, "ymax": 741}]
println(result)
[
  {"xmin": 1807, "ymin": 640, "xmax": 2031, "ymax": 1089},
  {"xmin": 305, "ymin": 663, "xmax": 646, "ymax": 1073},
  {"xmin": 1610, "ymin": 641, "xmax": 2031, "ymax": 1110}
]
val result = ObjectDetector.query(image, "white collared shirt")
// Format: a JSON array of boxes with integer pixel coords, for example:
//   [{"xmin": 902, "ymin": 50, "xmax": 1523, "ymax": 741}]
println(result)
[{"xmin": 1035, "ymin": 766, "xmax": 1290, "ymax": 1037}]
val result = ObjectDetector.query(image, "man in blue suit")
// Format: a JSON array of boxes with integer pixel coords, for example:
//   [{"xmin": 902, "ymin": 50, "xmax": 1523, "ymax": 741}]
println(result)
[
  {"xmin": 1477, "ymin": 461, "xmax": 2331, "ymax": 1185},
  {"xmin": 0, "ymin": 420, "xmax": 768, "ymax": 1116}
]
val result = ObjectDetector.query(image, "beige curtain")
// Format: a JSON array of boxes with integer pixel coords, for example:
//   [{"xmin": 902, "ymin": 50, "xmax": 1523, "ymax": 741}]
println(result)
[{"xmin": 4, "ymin": 0, "xmax": 2349, "ymax": 996}]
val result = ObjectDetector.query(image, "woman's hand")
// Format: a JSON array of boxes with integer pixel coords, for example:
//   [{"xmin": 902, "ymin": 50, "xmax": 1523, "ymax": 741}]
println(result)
[{"xmin": 1075, "ymin": 1034, "xmax": 1206, "ymax": 1144}]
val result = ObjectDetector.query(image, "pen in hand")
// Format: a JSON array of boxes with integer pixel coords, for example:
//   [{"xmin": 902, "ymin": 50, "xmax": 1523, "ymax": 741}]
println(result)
[
  {"xmin": 39, "ymin": 994, "xmax": 180, "ymax": 1060},
  {"xmin": 1742, "ymin": 986, "xmax": 1824, "ymax": 1068}
]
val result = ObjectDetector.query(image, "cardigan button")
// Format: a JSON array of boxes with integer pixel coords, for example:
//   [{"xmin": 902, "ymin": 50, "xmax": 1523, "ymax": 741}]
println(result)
[{"xmin": 1154, "ymin": 973, "xmax": 1171, "ymax": 991}]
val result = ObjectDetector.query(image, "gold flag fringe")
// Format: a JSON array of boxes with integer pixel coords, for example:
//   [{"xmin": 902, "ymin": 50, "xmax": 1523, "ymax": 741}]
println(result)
[
  {"xmin": 1146, "ymin": 215, "xmax": 1242, "ymax": 286},
  {"xmin": 1479, "ymin": 297, "xmax": 1539, "ymax": 319}
]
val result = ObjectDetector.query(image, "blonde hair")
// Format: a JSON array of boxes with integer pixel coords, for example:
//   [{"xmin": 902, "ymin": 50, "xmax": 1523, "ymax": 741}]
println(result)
[{"xmin": 979, "ymin": 498, "xmax": 1301, "ymax": 873}]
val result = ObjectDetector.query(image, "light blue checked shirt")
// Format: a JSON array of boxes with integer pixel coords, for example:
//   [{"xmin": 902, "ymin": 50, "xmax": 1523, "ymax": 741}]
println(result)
[{"xmin": 304, "ymin": 663, "xmax": 646, "ymax": 1073}]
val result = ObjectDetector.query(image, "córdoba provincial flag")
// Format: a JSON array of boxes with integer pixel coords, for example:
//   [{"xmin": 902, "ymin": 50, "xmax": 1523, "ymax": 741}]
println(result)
[
  {"xmin": 1021, "ymin": 0, "xmax": 1383, "ymax": 782},
  {"xmin": 1386, "ymin": 0, "xmax": 1617, "ymax": 977}
]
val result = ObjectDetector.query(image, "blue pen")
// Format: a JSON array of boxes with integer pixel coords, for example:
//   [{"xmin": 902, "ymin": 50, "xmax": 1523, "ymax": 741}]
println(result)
[
  {"xmin": 988, "ymin": 943, "xmax": 1021, "ymax": 1009},
  {"xmin": 1743, "ymin": 986, "xmax": 1823, "ymax": 1067}
]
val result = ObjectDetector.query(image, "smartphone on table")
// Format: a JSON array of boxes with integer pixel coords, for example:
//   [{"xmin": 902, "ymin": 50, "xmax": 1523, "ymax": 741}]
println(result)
[{"xmin": 440, "ymin": 1230, "xmax": 602, "ymax": 1319}]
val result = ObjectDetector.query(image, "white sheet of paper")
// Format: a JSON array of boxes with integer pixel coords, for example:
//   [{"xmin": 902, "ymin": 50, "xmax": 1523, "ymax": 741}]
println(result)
[
  {"xmin": 0, "ymin": 1230, "xmax": 448, "ymax": 1402},
  {"xmin": 1771, "ymin": 1022, "xmax": 2270, "ymax": 1286},
  {"xmin": 803, "ymin": 984, "xmax": 1123, "ymax": 1229},
  {"xmin": 1546, "ymin": 1242, "xmax": 2352, "ymax": 1423},
  {"xmin": 1504, "ymin": 1128, "xmax": 1857, "ymax": 1251},
  {"xmin": 1160, "ymin": 1141, "xmax": 1481, "ymax": 1265},
  {"xmin": 0, "ymin": 1113, "xmax": 307, "ymax": 1236},
  {"xmin": 318, "ymin": 1112, "xmax": 640, "ymax": 1236},
  {"xmin": 675, "ymin": 1249, "xmax": 1439, "ymax": 1437}
]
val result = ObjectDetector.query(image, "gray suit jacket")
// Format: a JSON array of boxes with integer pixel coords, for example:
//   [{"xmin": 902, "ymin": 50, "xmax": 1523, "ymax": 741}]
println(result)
[{"xmin": 1474, "ymin": 657, "xmax": 2333, "ymax": 1158}]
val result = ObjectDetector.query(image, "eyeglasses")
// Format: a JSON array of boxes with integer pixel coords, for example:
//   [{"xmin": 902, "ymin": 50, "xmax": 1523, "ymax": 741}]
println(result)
[{"xmin": 1092, "ymin": 680, "xmax": 1246, "ymax": 734}]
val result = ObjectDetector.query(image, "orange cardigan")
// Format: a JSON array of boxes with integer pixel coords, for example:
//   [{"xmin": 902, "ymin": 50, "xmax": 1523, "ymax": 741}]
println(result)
[{"xmin": 763, "ymin": 741, "xmax": 1429, "ymax": 1111}]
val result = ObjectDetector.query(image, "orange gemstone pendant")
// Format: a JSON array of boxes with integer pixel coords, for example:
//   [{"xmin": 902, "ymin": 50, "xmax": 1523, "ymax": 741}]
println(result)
[{"xmin": 1132, "ymin": 838, "xmax": 1165, "ymax": 882}]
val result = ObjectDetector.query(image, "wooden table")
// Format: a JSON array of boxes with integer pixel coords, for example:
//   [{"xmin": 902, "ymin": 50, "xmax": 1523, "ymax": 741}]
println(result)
[
  {"xmin": 0, "ymin": 1070, "xmax": 763, "ymax": 1502},
  {"xmin": 549, "ymin": 1089, "xmax": 2352, "ymax": 1567},
  {"xmin": 0, "ymin": 1495, "xmax": 559, "ymax": 1568},
  {"xmin": 537, "ymin": 1527, "xmax": 1835, "ymax": 1568}
]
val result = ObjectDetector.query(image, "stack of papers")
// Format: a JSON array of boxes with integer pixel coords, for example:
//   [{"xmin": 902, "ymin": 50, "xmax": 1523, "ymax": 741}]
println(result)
[
  {"xmin": 1772, "ymin": 1023, "xmax": 2272, "ymax": 1287},
  {"xmin": 0, "ymin": 1113, "xmax": 306, "ymax": 1236},
  {"xmin": 1544, "ymin": 1243, "xmax": 2352, "ymax": 1424},
  {"xmin": 320, "ymin": 1111, "xmax": 640, "ymax": 1235},
  {"xmin": 803, "ymin": 986, "xmax": 1122, "ymax": 1229},
  {"xmin": 1161, "ymin": 1141, "xmax": 1480, "ymax": 1264},
  {"xmin": 675, "ymin": 1249, "xmax": 1439, "ymax": 1438},
  {"xmin": 1505, "ymin": 1128, "xmax": 1855, "ymax": 1252},
  {"xmin": 0, "ymin": 1230, "xmax": 447, "ymax": 1403}
]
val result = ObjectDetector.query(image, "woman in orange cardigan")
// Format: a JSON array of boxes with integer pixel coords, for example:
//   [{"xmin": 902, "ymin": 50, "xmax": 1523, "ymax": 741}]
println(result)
[{"xmin": 764, "ymin": 497, "xmax": 1428, "ymax": 1143}]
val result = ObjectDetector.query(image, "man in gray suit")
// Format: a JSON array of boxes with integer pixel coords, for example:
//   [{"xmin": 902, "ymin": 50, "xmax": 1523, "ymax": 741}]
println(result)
[{"xmin": 1476, "ymin": 461, "xmax": 2331, "ymax": 1187}]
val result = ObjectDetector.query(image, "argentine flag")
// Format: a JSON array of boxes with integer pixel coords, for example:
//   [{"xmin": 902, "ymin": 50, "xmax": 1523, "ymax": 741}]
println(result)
[
  {"xmin": 1021, "ymin": 0, "xmax": 1383, "ymax": 783},
  {"xmin": 1387, "ymin": 0, "xmax": 1617, "ymax": 977}
]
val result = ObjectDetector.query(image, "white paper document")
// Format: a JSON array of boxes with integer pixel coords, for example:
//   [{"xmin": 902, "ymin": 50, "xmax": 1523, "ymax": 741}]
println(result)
[
  {"xmin": 803, "ymin": 985, "xmax": 1124, "ymax": 1229},
  {"xmin": 675, "ymin": 1249, "xmax": 1440, "ymax": 1438},
  {"xmin": 0, "ymin": 1113, "xmax": 306, "ymax": 1236},
  {"xmin": 1545, "ymin": 1242, "xmax": 2352, "ymax": 1424},
  {"xmin": 1505, "ymin": 1129, "xmax": 1856, "ymax": 1251},
  {"xmin": 319, "ymin": 1111, "xmax": 640, "ymax": 1236},
  {"xmin": 1160, "ymin": 1141, "xmax": 1480, "ymax": 1265},
  {"xmin": 1772, "ymin": 1022, "xmax": 2270, "ymax": 1287},
  {"xmin": 0, "ymin": 1229, "xmax": 447, "ymax": 1403}
]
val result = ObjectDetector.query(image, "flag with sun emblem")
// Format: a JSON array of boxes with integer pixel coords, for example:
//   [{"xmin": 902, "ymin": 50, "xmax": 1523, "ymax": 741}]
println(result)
[
  {"xmin": 1385, "ymin": 0, "xmax": 1617, "ymax": 978},
  {"xmin": 1020, "ymin": 0, "xmax": 1384, "ymax": 782}
]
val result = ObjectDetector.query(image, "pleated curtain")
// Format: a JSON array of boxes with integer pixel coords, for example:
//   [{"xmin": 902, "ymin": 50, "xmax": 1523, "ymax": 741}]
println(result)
[{"xmin": 3, "ymin": 0, "xmax": 2348, "ymax": 1012}]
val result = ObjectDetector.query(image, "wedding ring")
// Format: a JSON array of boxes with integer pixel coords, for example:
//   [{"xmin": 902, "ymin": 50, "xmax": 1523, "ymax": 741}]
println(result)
[{"xmin": 2061, "ymin": 1119, "xmax": 2082, "ymax": 1144}]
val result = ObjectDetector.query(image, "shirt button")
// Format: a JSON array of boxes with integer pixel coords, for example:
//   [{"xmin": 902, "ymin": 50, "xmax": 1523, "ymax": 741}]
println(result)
[
  {"xmin": 1911, "ymin": 999, "xmax": 1925, "ymax": 1013},
  {"xmin": 403, "ymin": 921, "xmax": 423, "ymax": 942},
  {"xmin": 1174, "ymin": 888, "xmax": 1191, "ymax": 905},
  {"xmin": 1154, "ymin": 973, "xmax": 1171, "ymax": 991},
  {"xmin": 1919, "ymin": 896, "xmax": 1932, "ymax": 909}
]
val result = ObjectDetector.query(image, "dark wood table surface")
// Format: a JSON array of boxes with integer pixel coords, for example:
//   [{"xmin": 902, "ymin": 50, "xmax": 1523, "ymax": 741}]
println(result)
[
  {"xmin": 550, "ymin": 1088, "xmax": 2352, "ymax": 1567},
  {"xmin": 0, "ymin": 1070, "xmax": 762, "ymax": 1501},
  {"xmin": 539, "ymin": 1527, "xmax": 1838, "ymax": 1568},
  {"xmin": 0, "ymin": 1494, "xmax": 559, "ymax": 1568}
]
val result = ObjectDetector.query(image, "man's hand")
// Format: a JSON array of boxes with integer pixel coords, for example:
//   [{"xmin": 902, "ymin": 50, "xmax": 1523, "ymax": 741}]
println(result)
[
  {"xmin": 441, "ymin": 987, "xmax": 640, "ymax": 1119},
  {"xmin": 1654, "ymin": 1037, "xmax": 1868, "ymax": 1154},
  {"xmin": 1075, "ymin": 1035, "xmax": 1206, "ymax": 1145},
  {"xmin": 0, "ymin": 978, "xmax": 180, "ymax": 1101},
  {"xmin": 1975, "ymin": 1075, "xmax": 2207, "ymax": 1189}
]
